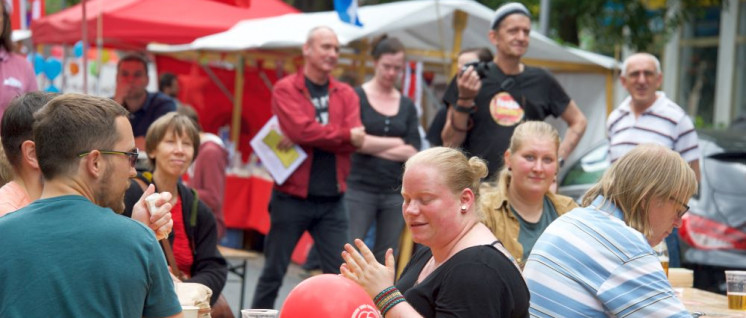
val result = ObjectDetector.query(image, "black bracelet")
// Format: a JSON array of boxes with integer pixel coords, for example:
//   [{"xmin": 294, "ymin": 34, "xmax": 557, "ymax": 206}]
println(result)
[{"xmin": 454, "ymin": 104, "xmax": 476, "ymax": 114}]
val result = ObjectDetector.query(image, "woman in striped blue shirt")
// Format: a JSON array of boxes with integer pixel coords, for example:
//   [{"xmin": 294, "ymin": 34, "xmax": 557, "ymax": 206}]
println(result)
[{"xmin": 524, "ymin": 144, "xmax": 697, "ymax": 317}]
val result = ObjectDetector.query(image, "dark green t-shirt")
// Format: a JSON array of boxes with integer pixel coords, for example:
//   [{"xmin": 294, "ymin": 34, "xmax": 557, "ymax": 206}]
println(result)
[{"xmin": 511, "ymin": 196, "xmax": 559, "ymax": 261}]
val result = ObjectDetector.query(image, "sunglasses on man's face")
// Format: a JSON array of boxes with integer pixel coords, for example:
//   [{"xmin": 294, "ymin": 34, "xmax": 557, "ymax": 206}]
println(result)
[{"xmin": 78, "ymin": 149, "xmax": 139, "ymax": 168}]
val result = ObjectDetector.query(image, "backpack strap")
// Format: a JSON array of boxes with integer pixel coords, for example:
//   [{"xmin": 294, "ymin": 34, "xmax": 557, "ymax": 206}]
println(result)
[
  {"xmin": 190, "ymin": 188, "xmax": 199, "ymax": 227},
  {"xmin": 132, "ymin": 171, "xmax": 153, "ymax": 192}
]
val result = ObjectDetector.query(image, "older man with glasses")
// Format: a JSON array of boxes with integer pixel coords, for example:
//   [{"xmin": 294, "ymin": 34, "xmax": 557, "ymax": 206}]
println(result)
[{"xmin": 0, "ymin": 93, "xmax": 180, "ymax": 317}]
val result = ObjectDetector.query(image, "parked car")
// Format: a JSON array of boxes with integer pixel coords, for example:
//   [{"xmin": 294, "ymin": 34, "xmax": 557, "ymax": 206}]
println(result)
[
  {"xmin": 557, "ymin": 129, "xmax": 746, "ymax": 293},
  {"xmin": 557, "ymin": 140, "xmax": 609, "ymax": 201}
]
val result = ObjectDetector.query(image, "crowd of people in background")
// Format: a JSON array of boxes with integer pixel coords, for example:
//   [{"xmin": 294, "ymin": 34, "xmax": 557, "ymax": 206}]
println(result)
[{"xmin": 0, "ymin": 0, "xmax": 740, "ymax": 317}]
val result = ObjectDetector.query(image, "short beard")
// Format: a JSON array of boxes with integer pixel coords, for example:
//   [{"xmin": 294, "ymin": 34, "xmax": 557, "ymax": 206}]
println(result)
[{"xmin": 95, "ymin": 165, "xmax": 126, "ymax": 214}]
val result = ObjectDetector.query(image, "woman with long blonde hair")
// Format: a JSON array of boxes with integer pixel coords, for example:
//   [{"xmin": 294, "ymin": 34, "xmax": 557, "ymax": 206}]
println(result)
[{"xmin": 480, "ymin": 121, "xmax": 577, "ymax": 266}]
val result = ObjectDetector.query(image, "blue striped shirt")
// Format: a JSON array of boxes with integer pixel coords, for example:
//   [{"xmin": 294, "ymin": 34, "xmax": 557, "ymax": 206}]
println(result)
[{"xmin": 524, "ymin": 196, "xmax": 690, "ymax": 317}]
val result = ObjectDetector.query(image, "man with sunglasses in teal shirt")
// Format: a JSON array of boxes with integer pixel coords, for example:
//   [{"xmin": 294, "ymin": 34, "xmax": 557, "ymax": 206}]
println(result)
[{"xmin": 0, "ymin": 94, "xmax": 180, "ymax": 318}]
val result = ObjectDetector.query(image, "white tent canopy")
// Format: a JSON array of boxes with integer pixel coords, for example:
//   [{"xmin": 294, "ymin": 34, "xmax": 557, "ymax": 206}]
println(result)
[
  {"xmin": 148, "ymin": 0, "xmax": 616, "ymax": 69},
  {"xmin": 11, "ymin": 30, "xmax": 32, "ymax": 42}
]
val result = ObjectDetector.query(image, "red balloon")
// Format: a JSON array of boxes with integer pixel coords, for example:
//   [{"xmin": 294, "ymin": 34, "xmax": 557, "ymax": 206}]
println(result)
[{"xmin": 280, "ymin": 274, "xmax": 381, "ymax": 318}]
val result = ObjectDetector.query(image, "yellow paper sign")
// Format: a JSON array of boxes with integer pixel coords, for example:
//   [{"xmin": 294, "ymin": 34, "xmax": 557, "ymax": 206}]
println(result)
[{"xmin": 262, "ymin": 130, "xmax": 299, "ymax": 168}]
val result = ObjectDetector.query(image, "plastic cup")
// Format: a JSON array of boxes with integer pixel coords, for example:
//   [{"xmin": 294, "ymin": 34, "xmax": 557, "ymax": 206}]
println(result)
[
  {"xmin": 725, "ymin": 270, "xmax": 746, "ymax": 310},
  {"xmin": 181, "ymin": 305, "xmax": 199, "ymax": 318},
  {"xmin": 241, "ymin": 309, "xmax": 279, "ymax": 318}
]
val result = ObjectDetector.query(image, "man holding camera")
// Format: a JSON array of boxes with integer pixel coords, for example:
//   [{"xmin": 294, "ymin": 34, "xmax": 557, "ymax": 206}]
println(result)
[{"xmin": 441, "ymin": 2, "xmax": 586, "ymax": 177}]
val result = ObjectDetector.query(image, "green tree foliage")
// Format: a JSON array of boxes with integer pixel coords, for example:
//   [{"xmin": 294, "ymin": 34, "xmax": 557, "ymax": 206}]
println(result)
[
  {"xmin": 281, "ymin": 0, "xmax": 333, "ymax": 12},
  {"xmin": 487, "ymin": 0, "xmax": 724, "ymax": 54},
  {"xmin": 45, "ymin": 0, "xmax": 80, "ymax": 15},
  {"xmin": 284, "ymin": 0, "xmax": 724, "ymax": 55},
  {"xmin": 572, "ymin": 0, "xmax": 725, "ymax": 53}
]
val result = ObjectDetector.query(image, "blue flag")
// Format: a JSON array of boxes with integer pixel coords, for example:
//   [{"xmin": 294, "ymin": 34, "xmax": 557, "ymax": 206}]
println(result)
[{"xmin": 334, "ymin": 0, "xmax": 363, "ymax": 27}]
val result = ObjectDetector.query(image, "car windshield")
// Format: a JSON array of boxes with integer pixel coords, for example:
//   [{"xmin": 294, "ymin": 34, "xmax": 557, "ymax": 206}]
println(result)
[{"xmin": 561, "ymin": 143, "xmax": 610, "ymax": 187}]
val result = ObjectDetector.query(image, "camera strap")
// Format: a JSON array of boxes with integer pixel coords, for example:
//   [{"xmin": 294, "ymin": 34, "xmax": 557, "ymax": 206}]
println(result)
[{"xmin": 487, "ymin": 62, "xmax": 514, "ymax": 93}]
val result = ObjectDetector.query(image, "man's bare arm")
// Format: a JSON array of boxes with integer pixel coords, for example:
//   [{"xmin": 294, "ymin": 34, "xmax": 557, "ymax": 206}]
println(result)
[{"xmin": 558, "ymin": 100, "xmax": 587, "ymax": 159}]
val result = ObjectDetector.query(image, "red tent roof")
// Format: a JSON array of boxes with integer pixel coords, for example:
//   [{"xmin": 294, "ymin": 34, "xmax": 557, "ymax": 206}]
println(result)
[{"xmin": 31, "ymin": 0, "xmax": 298, "ymax": 49}]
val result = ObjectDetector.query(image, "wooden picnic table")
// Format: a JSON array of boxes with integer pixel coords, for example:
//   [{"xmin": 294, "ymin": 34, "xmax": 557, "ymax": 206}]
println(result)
[{"xmin": 678, "ymin": 287, "xmax": 745, "ymax": 317}]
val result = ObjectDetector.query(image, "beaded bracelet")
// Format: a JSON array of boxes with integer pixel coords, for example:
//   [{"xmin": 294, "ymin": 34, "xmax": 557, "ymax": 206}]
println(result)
[
  {"xmin": 381, "ymin": 296, "xmax": 405, "ymax": 316},
  {"xmin": 374, "ymin": 286, "xmax": 405, "ymax": 317},
  {"xmin": 373, "ymin": 286, "xmax": 397, "ymax": 304}
]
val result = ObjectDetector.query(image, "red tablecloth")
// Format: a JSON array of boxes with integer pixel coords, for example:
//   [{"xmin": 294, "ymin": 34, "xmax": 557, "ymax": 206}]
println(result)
[
  {"xmin": 222, "ymin": 175, "xmax": 313, "ymax": 264},
  {"xmin": 223, "ymin": 175, "xmax": 273, "ymax": 234}
]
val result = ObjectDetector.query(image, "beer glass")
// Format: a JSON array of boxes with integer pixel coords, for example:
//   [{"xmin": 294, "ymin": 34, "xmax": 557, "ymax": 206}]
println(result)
[
  {"xmin": 725, "ymin": 270, "xmax": 746, "ymax": 310},
  {"xmin": 653, "ymin": 243, "xmax": 669, "ymax": 277}
]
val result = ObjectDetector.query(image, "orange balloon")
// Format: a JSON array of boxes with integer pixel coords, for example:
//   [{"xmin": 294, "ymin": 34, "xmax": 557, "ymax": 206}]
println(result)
[
  {"xmin": 107, "ymin": 51, "xmax": 120, "ymax": 64},
  {"xmin": 87, "ymin": 47, "xmax": 98, "ymax": 60},
  {"xmin": 69, "ymin": 62, "xmax": 80, "ymax": 75}
]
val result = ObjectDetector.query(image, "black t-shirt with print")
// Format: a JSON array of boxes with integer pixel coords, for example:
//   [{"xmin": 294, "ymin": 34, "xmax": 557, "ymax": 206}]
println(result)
[
  {"xmin": 305, "ymin": 77, "xmax": 339, "ymax": 197},
  {"xmin": 441, "ymin": 62, "xmax": 570, "ymax": 178}
]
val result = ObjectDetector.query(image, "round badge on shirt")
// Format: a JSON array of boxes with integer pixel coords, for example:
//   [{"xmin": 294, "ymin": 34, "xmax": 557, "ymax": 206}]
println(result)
[{"xmin": 490, "ymin": 92, "xmax": 524, "ymax": 126}]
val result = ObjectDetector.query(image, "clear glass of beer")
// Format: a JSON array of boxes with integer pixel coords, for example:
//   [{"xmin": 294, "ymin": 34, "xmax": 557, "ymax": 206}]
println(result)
[
  {"xmin": 725, "ymin": 270, "xmax": 746, "ymax": 310},
  {"xmin": 653, "ymin": 243, "xmax": 669, "ymax": 277}
]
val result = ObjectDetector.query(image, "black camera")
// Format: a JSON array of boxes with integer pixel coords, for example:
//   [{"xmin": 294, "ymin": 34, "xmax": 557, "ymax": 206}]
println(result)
[{"xmin": 460, "ymin": 61, "xmax": 489, "ymax": 79}]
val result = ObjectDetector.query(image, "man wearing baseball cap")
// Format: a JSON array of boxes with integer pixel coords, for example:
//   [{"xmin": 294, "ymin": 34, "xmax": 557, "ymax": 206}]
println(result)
[{"xmin": 439, "ymin": 2, "xmax": 587, "ymax": 178}]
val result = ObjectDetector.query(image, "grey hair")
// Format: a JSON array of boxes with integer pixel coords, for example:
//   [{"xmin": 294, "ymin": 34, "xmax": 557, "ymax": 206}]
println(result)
[{"xmin": 621, "ymin": 53, "xmax": 661, "ymax": 76}]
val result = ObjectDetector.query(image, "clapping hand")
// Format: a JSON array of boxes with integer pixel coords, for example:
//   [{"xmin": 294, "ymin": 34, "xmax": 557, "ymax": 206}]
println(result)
[{"xmin": 340, "ymin": 239, "xmax": 396, "ymax": 298}]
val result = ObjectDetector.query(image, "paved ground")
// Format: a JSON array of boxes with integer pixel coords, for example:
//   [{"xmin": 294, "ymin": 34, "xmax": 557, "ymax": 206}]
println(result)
[{"xmin": 220, "ymin": 252, "xmax": 308, "ymax": 315}]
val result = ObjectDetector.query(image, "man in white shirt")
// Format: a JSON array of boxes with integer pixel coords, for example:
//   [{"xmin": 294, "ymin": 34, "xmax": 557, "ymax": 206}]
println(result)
[{"xmin": 607, "ymin": 53, "xmax": 700, "ymax": 179}]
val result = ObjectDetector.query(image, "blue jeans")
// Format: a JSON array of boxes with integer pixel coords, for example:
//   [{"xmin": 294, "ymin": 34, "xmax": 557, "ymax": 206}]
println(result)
[
  {"xmin": 345, "ymin": 188, "xmax": 404, "ymax": 263},
  {"xmin": 251, "ymin": 190, "xmax": 349, "ymax": 309}
]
